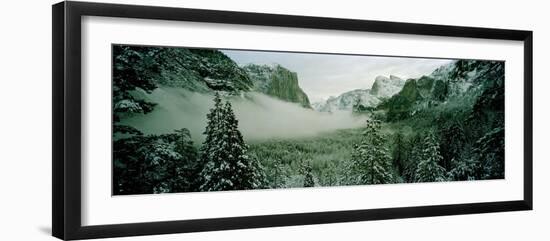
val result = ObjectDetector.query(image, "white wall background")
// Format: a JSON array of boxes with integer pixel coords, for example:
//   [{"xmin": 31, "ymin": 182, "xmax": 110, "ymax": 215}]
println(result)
[{"xmin": 0, "ymin": 0, "xmax": 547, "ymax": 240}]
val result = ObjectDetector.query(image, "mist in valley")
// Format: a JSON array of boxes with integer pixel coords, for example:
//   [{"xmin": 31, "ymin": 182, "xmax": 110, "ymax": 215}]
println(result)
[
  {"xmin": 113, "ymin": 45, "xmax": 506, "ymax": 195},
  {"xmin": 120, "ymin": 87, "xmax": 368, "ymax": 144}
]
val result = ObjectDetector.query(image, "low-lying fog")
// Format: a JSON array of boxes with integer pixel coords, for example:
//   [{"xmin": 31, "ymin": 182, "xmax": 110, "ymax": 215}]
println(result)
[{"xmin": 120, "ymin": 87, "xmax": 368, "ymax": 143}]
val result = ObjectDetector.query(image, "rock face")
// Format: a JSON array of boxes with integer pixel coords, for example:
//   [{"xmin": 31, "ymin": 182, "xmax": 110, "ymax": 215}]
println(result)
[
  {"xmin": 370, "ymin": 75, "xmax": 406, "ymax": 98},
  {"xmin": 379, "ymin": 59, "xmax": 504, "ymax": 121},
  {"xmin": 315, "ymin": 89, "xmax": 381, "ymax": 112},
  {"xmin": 398, "ymin": 79, "xmax": 423, "ymax": 103},
  {"xmin": 243, "ymin": 64, "xmax": 311, "ymax": 108},
  {"xmin": 431, "ymin": 59, "xmax": 503, "ymax": 98},
  {"xmin": 121, "ymin": 46, "xmax": 313, "ymax": 107},
  {"xmin": 313, "ymin": 75, "xmax": 405, "ymax": 112},
  {"xmin": 154, "ymin": 48, "xmax": 253, "ymax": 93}
]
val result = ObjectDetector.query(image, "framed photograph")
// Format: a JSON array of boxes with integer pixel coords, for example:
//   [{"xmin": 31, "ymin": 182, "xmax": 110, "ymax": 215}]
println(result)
[{"xmin": 52, "ymin": 1, "xmax": 533, "ymax": 240}]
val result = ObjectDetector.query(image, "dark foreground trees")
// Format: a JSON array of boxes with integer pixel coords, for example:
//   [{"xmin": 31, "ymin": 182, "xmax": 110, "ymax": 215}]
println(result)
[
  {"xmin": 113, "ymin": 129, "xmax": 199, "ymax": 195},
  {"xmin": 112, "ymin": 46, "xmax": 161, "ymax": 135},
  {"xmin": 301, "ymin": 160, "xmax": 315, "ymax": 187},
  {"xmin": 414, "ymin": 133, "xmax": 447, "ymax": 182},
  {"xmin": 113, "ymin": 93, "xmax": 265, "ymax": 195}
]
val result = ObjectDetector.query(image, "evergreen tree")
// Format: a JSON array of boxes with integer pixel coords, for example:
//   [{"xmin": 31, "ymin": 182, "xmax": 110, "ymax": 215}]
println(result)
[
  {"xmin": 301, "ymin": 160, "xmax": 315, "ymax": 187},
  {"xmin": 449, "ymin": 157, "xmax": 478, "ymax": 181},
  {"xmin": 415, "ymin": 132, "xmax": 447, "ymax": 182},
  {"xmin": 392, "ymin": 131, "xmax": 407, "ymax": 176},
  {"xmin": 447, "ymin": 143, "xmax": 479, "ymax": 181},
  {"xmin": 199, "ymin": 95, "xmax": 265, "ymax": 191},
  {"xmin": 113, "ymin": 129, "xmax": 198, "ymax": 195},
  {"xmin": 271, "ymin": 159, "xmax": 286, "ymax": 188},
  {"xmin": 112, "ymin": 46, "xmax": 162, "ymax": 134},
  {"xmin": 475, "ymin": 127, "xmax": 504, "ymax": 179},
  {"xmin": 349, "ymin": 119, "xmax": 393, "ymax": 185},
  {"xmin": 403, "ymin": 133, "xmax": 423, "ymax": 182},
  {"xmin": 439, "ymin": 122, "xmax": 467, "ymax": 171},
  {"xmin": 198, "ymin": 92, "xmax": 224, "ymax": 172},
  {"xmin": 172, "ymin": 128, "xmax": 200, "ymax": 191}
]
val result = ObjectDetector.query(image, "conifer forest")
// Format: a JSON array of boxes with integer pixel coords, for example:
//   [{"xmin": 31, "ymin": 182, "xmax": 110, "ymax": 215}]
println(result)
[{"xmin": 112, "ymin": 45, "xmax": 505, "ymax": 195}]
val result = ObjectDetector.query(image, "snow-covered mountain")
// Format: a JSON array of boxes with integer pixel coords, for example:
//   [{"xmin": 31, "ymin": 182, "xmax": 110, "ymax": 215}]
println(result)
[
  {"xmin": 378, "ymin": 59, "xmax": 504, "ymax": 121},
  {"xmin": 310, "ymin": 101, "xmax": 326, "ymax": 111},
  {"xmin": 243, "ymin": 64, "xmax": 311, "ymax": 108},
  {"xmin": 370, "ymin": 75, "xmax": 406, "ymax": 98},
  {"xmin": 152, "ymin": 48, "xmax": 253, "ymax": 93},
  {"xmin": 314, "ymin": 89, "xmax": 380, "ymax": 112},
  {"xmin": 313, "ymin": 75, "xmax": 405, "ymax": 112},
  {"xmin": 413, "ymin": 59, "xmax": 503, "ymax": 102},
  {"xmin": 139, "ymin": 47, "xmax": 313, "ymax": 108},
  {"xmin": 430, "ymin": 59, "xmax": 503, "ymax": 98}
]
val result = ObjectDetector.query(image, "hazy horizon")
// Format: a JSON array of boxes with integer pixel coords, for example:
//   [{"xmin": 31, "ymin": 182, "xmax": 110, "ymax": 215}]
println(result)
[{"xmin": 223, "ymin": 50, "xmax": 453, "ymax": 103}]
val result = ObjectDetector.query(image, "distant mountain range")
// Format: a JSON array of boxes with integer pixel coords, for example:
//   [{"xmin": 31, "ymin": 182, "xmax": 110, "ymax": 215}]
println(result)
[
  {"xmin": 151, "ymin": 48, "xmax": 311, "ymax": 108},
  {"xmin": 377, "ymin": 59, "xmax": 504, "ymax": 121},
  {"xmin": 146, "ymin": 48, "xmax": 501, "ymax": 119},
  {"xmin": 312, "ymin": 75, "xmax": 405, "ymax": 112}
]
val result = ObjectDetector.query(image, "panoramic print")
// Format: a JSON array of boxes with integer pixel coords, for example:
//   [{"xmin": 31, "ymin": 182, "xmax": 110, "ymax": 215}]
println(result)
[{"xmin": 112, "ymin": 45, "xmax": 504, "ymax": 195}]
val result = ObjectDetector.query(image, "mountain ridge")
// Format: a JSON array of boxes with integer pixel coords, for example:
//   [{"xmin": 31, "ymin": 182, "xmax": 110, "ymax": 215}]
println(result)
[
  {"xmin": 378, "ymin": 59, "xmax": 504, "ymax": 121},
  {"xmin": 243, "ymin": 64, "xmax": 312, "ymax": 108},
  {"xmin": 153, "ymin": 48, "xmax": 253, "ymax": 92},
  {"xmin": 313, "ymin": 75, "xmax": 405, "ymax": 112},
  {"xmin": 131, "ymin": 47, "xmax": 313, "ymax": 109}
]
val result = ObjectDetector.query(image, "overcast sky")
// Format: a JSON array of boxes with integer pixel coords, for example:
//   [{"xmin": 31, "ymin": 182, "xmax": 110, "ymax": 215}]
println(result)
[{"xmin": 223, "ymin": 50, "xmax": 453, "ymax": 103}]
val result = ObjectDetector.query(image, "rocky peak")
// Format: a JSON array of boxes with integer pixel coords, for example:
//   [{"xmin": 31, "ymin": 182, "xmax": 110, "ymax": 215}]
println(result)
[
  {"xmin": 390, "ymin": 75, "xmax": 404, "ymax": 82},
  {"xmin": 370, "ymin": 75, "xmax": 405, "ymax": 98},
  {"xmin": 314, "ymin": 75, "xmax": 406, "ymax": 112},
  {"xmin": 428, "ymin": 59, "xmax": 504, "ymax": 97},
  {"xmin": 243, "ymin": 64, "xmax": 312, "ymax": 108},
  {"xmin": 314, "ymin": 89, "xmax": 381, "ymax": 112},
  {"xmin": 379, "ymin": 59, "xmax": 504, "ymax": 122},
  {"xmin": 154, "ymin": 48, "xmax": 252, "ymax": 93}
]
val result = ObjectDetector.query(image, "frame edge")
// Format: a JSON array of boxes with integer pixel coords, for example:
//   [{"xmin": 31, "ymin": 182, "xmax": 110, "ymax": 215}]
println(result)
[
  {"xmin": 523, "ymin": 31, "xmax": 533, "ymax": 210},
  {"xmin": 53, "ymin": 1, "xmax": 534, "ymax": 240},
  {"xmin": 52, "ymin": 1, "xmax": 66, "ymax": 240}
]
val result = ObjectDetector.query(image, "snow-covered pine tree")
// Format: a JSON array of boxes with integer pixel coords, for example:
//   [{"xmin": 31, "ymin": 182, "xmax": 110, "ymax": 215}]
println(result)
[
  {"xmin": 392, "ymin": 131, "xmax": 407, "ymax": 177},
  {"xmin": 349, "ymin": 119, "xmax": 393, "ymax": 185},
  {"xmin": 402, "ymin": 133, "xmax": 423, "ymax": 182},
  {"xmin": 449, "ymin": 157, "xmax": 478, "ymax": 181},
  {"xmin": 197, "ymin": 92, "xmax": 224, "ymax": 187},
  {"xmin": 446, "ymin": 142, "xmax": 479, "ymax": 181},
  {"xmin": 415, "ymin": 132, "xmax": 447, "ymax": 182},
  {"xmin": 439, "ymin": 122, "xmax": 467, "ymax": 171},
  {"xmin": 269, "ymin": 159, "xmax": 286, "ymax": 188},
  {"xmin": 199, "ymin": 96, "xmax": 265, "ymax": 191},
  {"xmin": 475, "ymin": 126, "xmax": 504, "ymax": 179},
  {"xmin": 172, "ymin": 128, "xmax": 200, "ymax": 191},
  {"xmin": 222, "ymin": 101, "xmax": 265, "ymax": 189},
  {"xmin": 112, "ymin": 46, "xmax": 161, "ymax": 135},
  {"xmin": 113, "ymin": 129, "xmax": 199, "ymax": 195},
  {"xmin": 301, "ymin": 160, "xmax": 315, "ymax": 187}
]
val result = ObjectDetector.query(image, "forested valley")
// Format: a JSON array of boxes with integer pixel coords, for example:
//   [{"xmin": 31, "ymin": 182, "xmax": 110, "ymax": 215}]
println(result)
[{"xmin": 112, "ymin": 45, "xmax": 504, "ymax": 195}]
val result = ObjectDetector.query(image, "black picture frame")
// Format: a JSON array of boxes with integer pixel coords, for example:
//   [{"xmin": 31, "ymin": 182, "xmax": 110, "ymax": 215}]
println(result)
[{"xmin": 52, "ymin": 1, "xmax": 533, "ymax": 240}]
